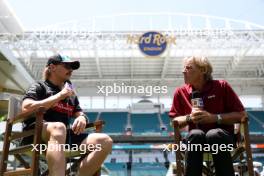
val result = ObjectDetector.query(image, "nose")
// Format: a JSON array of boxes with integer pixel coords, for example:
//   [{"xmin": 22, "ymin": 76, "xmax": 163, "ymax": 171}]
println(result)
[{"xmin": 182, "ymin": 67, "xmax": 187, "ymax": 74}]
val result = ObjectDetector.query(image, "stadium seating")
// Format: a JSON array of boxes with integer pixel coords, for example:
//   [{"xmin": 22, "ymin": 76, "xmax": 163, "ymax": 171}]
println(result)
[
  {"xmin": 131, "ymin": 163, "xmax": 167, "ymax": 176},
  {"xmin": 161, "ymin": 112, "xmax": 174, "ymax": 132},
  {"xmin": 103, "ymin": 163, "xmax": 168, "ymax": 176},
  {"xmin": 85, "ymin": 112, "xmax": 98, "ymax": 122},
  {"xmin": 96, "ymin": 112, "xmax": 128, "ymax": 134},
  {"xmin": 85, "ymin": 110, "xmax": 264, "ymax": 137},
  {"xmin": 131, "ymin": 113, "xmax": 160, "ymax": 134},
  {"xmin": 247, "ymin": 111, "xmax": 264, "ymax": 134}
]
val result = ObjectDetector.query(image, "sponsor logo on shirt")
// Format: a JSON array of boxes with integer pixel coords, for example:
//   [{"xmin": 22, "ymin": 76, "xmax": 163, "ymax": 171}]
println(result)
[
  {"xmin": 52, "ymin": 102, "xmax": 74, "ymax": 116},
  {"xmin": 207, "ymin": 95, "xmax": 216, "ymax": 99}
]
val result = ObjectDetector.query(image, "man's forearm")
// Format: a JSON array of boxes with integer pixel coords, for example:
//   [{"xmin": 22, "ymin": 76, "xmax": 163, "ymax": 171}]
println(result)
[
  {"xmin": 23, "ymin": 93, "xmax": 64, "ymax": 111},
  {"xmin": 217, "ymin": 111, "xmax": 246, "ymax": 125},
  {"xmin": 172, "ymin": 115, "xmax": 189, "ymax": 129},
  {"xmin": 172, "ymin": 111, "xmax": 246, "ymax": 128}
]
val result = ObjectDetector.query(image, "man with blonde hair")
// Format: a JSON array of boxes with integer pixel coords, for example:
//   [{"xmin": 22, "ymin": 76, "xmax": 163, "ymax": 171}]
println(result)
[
  {"xmin": 22, "ymin": 54, "xmax": 112, "ymax": 176},
  {"xmin": 169, "ymin": 56, "xmax": 246, "ymax": 176}
]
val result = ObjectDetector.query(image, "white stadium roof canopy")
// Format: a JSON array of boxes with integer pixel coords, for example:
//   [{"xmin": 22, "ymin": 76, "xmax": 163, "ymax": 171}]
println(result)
[{"xmin": 1, "ymin": 0, "xmax": 264, "ymax": 98}]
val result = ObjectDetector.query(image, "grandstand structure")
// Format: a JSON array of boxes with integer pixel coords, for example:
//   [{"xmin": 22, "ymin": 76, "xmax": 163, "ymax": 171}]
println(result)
[
  {"xmin": 1, "ymin": 12, "xmax": 264, "ymax": 97},
  {"xmin": 1, "ymin": 0, "xmax": 264, "ymax": 175}
]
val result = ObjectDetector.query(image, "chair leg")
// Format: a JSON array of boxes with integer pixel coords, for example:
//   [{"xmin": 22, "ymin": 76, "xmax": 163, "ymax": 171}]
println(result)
[
  {"xmin": 0, "ymin": 120, "xmax": 13, "ymax": 175},
  {"xmin": 173, "ymin": 121, "xmax": 184, "ymax": 176},
  {"xmin": 243, "ymin": 121, "xmax": 254, "ymax": 176},
  {"xmin": 66, "ymin": 154, "xmax": 87, "ymax": 175}
]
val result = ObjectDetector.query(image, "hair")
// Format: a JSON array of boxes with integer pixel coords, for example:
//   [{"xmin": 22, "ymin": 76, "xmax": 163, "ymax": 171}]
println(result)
[
  {"xmin": 42, "ymin": 66, "xmax": 51, "ymax": 80},
  {"xmin": 184, "ymin": 56, "xmax": 213, "ymax": 81}
]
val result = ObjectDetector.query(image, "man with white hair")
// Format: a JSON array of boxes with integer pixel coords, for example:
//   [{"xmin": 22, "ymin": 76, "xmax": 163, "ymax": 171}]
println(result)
[{"xmin": 169, "ymin": 56, "xmax": 246, "ymax": 176}]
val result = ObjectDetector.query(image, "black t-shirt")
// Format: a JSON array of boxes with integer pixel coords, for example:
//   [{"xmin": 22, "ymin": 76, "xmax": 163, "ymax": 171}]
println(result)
[{"xmin": 22, "ymin": 80, "xmax": 82, "ymax": 128}]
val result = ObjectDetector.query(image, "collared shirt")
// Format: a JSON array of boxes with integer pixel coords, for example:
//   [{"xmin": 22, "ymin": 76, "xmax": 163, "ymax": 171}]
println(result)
[
  {"xmin": 169, "ymin": 80, "xmax": 244, "ymax": 133},
  {"xmin": 23, "ymin": 80, "xmax": 82, "ymax": 127}
]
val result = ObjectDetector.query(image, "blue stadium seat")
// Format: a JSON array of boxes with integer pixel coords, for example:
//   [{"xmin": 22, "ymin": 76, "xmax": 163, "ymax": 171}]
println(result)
[
  {"xmin": 104, "ymin": 163, "xmax": 127, "ymax": 175},
  {"xmin": 131, "ymin": 113, "xmax": 160, "ymax": 134},
  {"xmin": 131, "ymin": 163, "xmax": 167, "ymax": 176},
  {"xmin": 161, "ymin": 112, "xmax": 173, "ymax": 132},
  {"xmin": 99, "ymin": 112, "xmax": 128, "ymax": 134},
  {"xmin": 247, "ymin": 111, "xmax": 264, "ymax": 134},
  {"xmin": 85, "ymin": 112, "xmax": 98, "ymax": 122}
]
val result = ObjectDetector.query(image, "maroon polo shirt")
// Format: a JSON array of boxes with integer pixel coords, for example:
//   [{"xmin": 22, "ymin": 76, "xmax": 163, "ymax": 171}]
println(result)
[{"xmin": 169, "ymin": 80, "xmax": 245, "ymax": 134}]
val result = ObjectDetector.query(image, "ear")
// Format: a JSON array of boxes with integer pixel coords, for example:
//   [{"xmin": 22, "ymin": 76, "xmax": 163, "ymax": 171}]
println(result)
[{"xmin": 49, "ymin": 64, "xmax": 56, "ymax": 71}]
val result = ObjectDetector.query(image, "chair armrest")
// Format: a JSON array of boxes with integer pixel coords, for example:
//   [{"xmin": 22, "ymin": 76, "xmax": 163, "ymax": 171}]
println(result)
[
  {"xmin": 85, "ymin": 120, "xmax": 105, "ymax": 128},
  {"xmin": 240, "ymin": 115, "xmax": 248, "ymax": 123},
  {"xmin": 85, "ymin": 120, "xmax": 105, "ymax": 132},
  {"xmin": 11, "ymin": 106, "xmax": 46, "ymax": 124}
]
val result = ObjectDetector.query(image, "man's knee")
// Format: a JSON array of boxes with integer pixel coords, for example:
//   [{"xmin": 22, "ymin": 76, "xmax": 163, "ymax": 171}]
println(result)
[
  {"xmin": 93, "ymin": 134, "xmax": 113, "ymax": 152},
  {"xmin": 47, "ymin": 122, "xmax": 67, "ymax": 141},
  {"xmin": 187, "ymin": 129, "xmax": 206, "ymax": 143},
  {"xmin": 206, "ymin": 128, "xmax": 231, "ymax": 144}
]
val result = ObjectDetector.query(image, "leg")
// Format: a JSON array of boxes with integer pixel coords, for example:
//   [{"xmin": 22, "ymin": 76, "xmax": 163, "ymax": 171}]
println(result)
[
  {"xmin": 78, "ymin": 133, "xmax": 113, "ymax": 176},
  {"xmin": 42, "ymin": 122, "xmax": 67, "ymax": 176},
  {"xmin": 185, "ymin": 129, "xmax": 205, "ymax": 176},
  {"xmin": 206, "ymin": 128, "xmax": 235, "ymax": 176}
]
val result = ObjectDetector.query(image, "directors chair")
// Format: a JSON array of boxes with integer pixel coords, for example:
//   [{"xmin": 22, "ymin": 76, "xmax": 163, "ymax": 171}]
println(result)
[
  {"xmin": 0, "ymin": 96, "xmax": 105, "ymax": 176},
  {"xmin": 172, "ymin": 114, "xmax": 254, "ymax": 176}
]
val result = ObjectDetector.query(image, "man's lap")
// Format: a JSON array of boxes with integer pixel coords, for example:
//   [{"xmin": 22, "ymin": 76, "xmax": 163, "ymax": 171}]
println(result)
[{"xmin": 21, "ymin": 121, "xmax": 89, "ymax": 146}]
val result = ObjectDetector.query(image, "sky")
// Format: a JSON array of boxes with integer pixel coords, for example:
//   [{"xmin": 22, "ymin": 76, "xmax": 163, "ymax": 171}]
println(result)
[{"xmin": 7, "ymin": 0, "xmax": 264, "ymax": 30}]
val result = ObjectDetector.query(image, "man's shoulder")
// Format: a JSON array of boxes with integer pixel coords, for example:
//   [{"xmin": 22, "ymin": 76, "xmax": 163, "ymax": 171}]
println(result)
[
  {"xmin": 178, "ymin": 84, "xmax": 191, "ymax": 90},
  {"xmin": 23, "ymin": 82, "xmax": 45, "ymax": 101},
  {"xmin": 27, "ymin": 81, "xmax": 43, "ymax": 90},
  {"xmin": 32, "ymin": 81, "xmax": 48, "ymax": 92},
  {"xmin": 26, "ymin": 81, "xmax": 49, "ymax": 96},
  {"xmin": 174, "ymin": 84, "xmax": 191, "ymax": 95},
  {"xmin": 211, "ymin": 80, "xmax": 229, "ymax": 87}
]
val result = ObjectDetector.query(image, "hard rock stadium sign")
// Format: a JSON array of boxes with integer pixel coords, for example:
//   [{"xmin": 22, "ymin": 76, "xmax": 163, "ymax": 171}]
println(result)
[{"xmin": 127, "ymin": 31, "xmax": 176, "ymax": 57}]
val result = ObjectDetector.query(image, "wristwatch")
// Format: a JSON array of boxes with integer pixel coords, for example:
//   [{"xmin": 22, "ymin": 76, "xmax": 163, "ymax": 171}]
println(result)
[
  {"xmin": 186, "ymin": 114, "xmax": 192, "ymax": 124},
  {"xmin": 217, "ymin": 114, "xmax": 222, "ymax": 124}
]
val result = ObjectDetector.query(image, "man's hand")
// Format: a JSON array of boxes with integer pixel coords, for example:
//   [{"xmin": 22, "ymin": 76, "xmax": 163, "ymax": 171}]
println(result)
[
  {"xmin": 191, "ymin": 110, "xmax": 216, "ymax": 124},
  {"xmin": 172, "ymin": 115, "xmax": 189, "ymax": 129},
  {"xmin": 58, "ymin": 85, "xmax": 74, "ymax": 100},
  {"xmin": 72, "ymin": 116, "xmax": 87, "ymax": 135}
]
